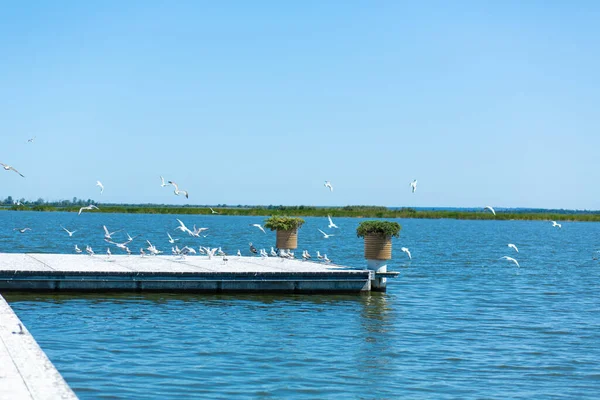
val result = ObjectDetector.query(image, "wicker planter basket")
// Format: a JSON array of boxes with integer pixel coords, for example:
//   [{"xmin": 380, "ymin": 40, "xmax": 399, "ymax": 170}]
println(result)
[
  {"xmin": 364, "ymin": 234, "xmax": 392, "ymax": 260},
  {"xmin": 276, "ymin": 229, "xmax": 298, "ymax": 249}
]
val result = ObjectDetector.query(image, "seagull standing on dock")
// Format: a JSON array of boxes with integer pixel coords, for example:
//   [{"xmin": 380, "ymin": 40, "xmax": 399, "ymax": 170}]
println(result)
[
  {"xmin": 0, "ymin": 163, "xmax": 25, "ymax": 177},
  {"xmin": 508, "ymin": 243, "xmax": 519, "ymax": 253},
  {"xmin": 401, "ymin": 247, "xmax": 412, "ymax": 260},
  {"xmin": 237, "ymin": 249, "xmax": 241, "ymax": 257},
  {"xmin": 85, "ymin": 245, "xmax": 94, "ymax": 256},
  {"xmin": 249, "ymin": 242, "xmax": 258, "ymax": 255},
  {"xmin": 551, "ymin": 221, "xmax": 562, "ymax": 228},
  {"xmin": 78, "ymin": 204, "xmax": 99, "ymax": 215},
  {"xmin": 410, "ymin": 179, "xmax": 417, "ymax": 193},
  {"xmin": 96, "ymin": 181, "xmax": 104, "ymax": 194},
  {"xmin": 61, "ymin": 226, "xmax": 77, "ymax": 237},
  {"xmin": 500, "ymin": 256, "xmax": 520, "ymax": 267},
  {"xmin": 168, "ymin": 181, "xmax": 189, "ymax": 198},
  {"xmin": 74, "ymin": 245, "xmax": 82, "ymax": 253},
  {"xmin": 251, "ymin": 224, "xmax": 266, "ymax": 234},
  {"xmin": 318, "ymin": 229, "xmax": 334, "ymax": 239},
  {"xmin": 484, "ymin": 206, "xmax": 496, "ymax": 216},
  {"xmin": 327, "ymin": 215, "xmax": 338, "ymax": 229},
  {"xmin": 324, "ymin": 180, "xmax": 333, "ymax": 192}
]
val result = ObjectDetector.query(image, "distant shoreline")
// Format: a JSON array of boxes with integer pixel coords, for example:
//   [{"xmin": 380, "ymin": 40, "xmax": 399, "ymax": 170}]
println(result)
[{"xmin": 3, "ymin": 205, "xmax": 600, "ymax": 222}]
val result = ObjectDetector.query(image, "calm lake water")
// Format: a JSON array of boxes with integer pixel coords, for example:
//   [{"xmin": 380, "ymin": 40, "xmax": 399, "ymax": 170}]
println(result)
[{"xmin": 3, "ymin": 211, "xmax": 600, "ymax": 399}]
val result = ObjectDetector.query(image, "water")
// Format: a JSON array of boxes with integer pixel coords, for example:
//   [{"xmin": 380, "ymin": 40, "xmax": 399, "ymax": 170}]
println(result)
[{"xmin": 3, "ymin": 211, "xmax": 600, "ymax": 399}]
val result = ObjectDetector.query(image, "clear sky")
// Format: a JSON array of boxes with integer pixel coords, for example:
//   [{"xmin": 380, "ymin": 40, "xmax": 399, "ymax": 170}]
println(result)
[{"xmin": 1, "ymin": 1, "xmax": 599, "ymax": 209}]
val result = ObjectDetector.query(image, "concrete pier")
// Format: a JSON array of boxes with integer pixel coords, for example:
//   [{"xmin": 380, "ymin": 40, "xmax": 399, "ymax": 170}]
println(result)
[
  {"xmin": 0, "ymin": 253, "xmax": 388, "ymax": 293},
  {"xmin": 0, "ymin": 295, "xmax": 77, "ymax": 400}
]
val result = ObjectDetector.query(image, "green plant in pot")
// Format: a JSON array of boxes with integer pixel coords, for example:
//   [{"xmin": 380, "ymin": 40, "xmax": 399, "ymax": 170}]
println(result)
[
  {"xmin": 264, "ymin": 216, "xmax": 305, "ymax": 250},
  {"xmin": 356, "ymin": 220, "xmax": 401, "ymax": 260}
]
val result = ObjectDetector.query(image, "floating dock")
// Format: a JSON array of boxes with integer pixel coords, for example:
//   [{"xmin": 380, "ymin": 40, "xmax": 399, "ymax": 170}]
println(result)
[
  {"xmin": 0, "ymin": 253, "xmax": 397, "ymax": 293},
  {"xmin": 0, "ymin": 294, "xmax": 77, "ymax": 400}
]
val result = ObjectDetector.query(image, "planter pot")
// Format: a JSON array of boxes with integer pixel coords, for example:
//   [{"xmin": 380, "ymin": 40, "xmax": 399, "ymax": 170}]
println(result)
[
  {"xmin": 364, "ymin": 234, "xmax": 392, "ymax": 260},
  {"xmin": 276, "ymin": 229, "xmax": 298, "ymax": 249}
]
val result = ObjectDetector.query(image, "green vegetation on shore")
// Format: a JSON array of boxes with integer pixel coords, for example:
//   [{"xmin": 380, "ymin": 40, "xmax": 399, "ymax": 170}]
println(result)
[{"xmin": 3, "ymin": 203, "xmax": 600, "ymax": 222}]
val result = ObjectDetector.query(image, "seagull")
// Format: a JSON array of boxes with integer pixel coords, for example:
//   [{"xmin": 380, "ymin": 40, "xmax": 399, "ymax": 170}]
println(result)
[
  {"xmin": 501, "ymin": 256, "xmax": 520, "ymax": 268},
  {"xmin": 327, "ymin": 215, "xmax": 338, "ymax": 229},
  {"xmin": 27, "ymin": 136, "xmax": 36, "ymax": 143},
  {"xmin": 316, "ymin": 251, "xmax": 324, "ymax": 260},
  {"xmin": 61, "ymin": 226, "xmax": 77, "ymax": 237},
  {"xmin": 126, "ymin": 232, "xmax": 135, "ymax": 242},
  {"xmin": 175, "ymin": 219, "xmax": 194, "ymax": 236},
  {"xmin": 167, "ymin": 232, "xmax": 179, "ymax": 244},
  {"xmin": 210, "ymin": 207, "xmax": 219, "ymax": 214},
  {"xmin": 304, "ymin": 250, "xmax": 312, "ymax": 259},
  {"xmin": 401, "ymin": 247, "xmax": 412, "ymax": 260},
  {"xmin": 0, "ymin": 162, "xmax": 25, "ymax": 177},
  {"xmin": 74, "ymin": 245, "xmax": 82, "ymax": 253},
  {"xmin": 508, "ymin": 243, "xmax": 519, "ymax": 253},
  {"xmin": 106, "ymin": 248, "xmax": 112, "ymax": 257},
  {"xmin": 318, "ymin": 229, "xmax": 334, "ymax": 239},
  {"xmin": 14, "ymin": 227, "xmax": 31, "ymax": 233},
  {"xmin": 551, "ymin": 221, "xmax": 562, "ymax": 228},
  {"xmin": 324, "ymin": 180, "xmax": 333, "ymax": 192},
  {"xmin": 251, "ymin": 224, "xmax": 266, "ymax": 234},
  {"xmin": 302, "ymin": 250, "xmax": 310, "ymax": 260},
  {"xmin": 85, "ymin": 245, "xmax": 94, "ymax": 256},
  {"xmin": 237, "ymin": 249, "xmax": 241, "ymax": 257},
  {"xmin": 191, "ymin": 225, "xmax": 209, "ymax": 237},
  {"xmin": 249, "ymin": 242, "xmax": 258, "ymax": 255},
  {"xmin": 78, "ymin": 204, "xmax": 99, "ymax": 215},
  {"xmin": 103, "ymin": 225, "xmax": 122, "ymax": 240},
  {"xmin": 160, "ymin": 176, "xmax": 168, "ymax": 187},
  {"xmin": 96, "ymin": 181, "xmax": 104, "ymax": 194},
  {"xmin": 270, "ymin": 247, "xmax": 278, "ymax": 257},
  {"xmin": 168, "ymin": 181, "xmax": 189, "ymax": 198},
  {"xmin": 323, "ymin": 254, "xmax": 331, "ymax": 263},
  {"xmin": 484, "ymin": 206, "xmax": 496, "ymax": 216},
  {"xmin": 410, "ymin": 179, "xmax": 417, "ymax": 193},
  {"xmin": 140, "ymin": 248, "xmax": 146, "ymax": 256}
]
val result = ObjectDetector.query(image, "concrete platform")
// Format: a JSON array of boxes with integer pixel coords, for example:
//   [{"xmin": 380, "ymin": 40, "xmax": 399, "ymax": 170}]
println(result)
[
  {"xmin": 0, "ymin": 295, "xmax": 77, "ymax": 400},
  {"xmin": 0, "ymin": 253, "xmax": 375, "ymax": 293}
]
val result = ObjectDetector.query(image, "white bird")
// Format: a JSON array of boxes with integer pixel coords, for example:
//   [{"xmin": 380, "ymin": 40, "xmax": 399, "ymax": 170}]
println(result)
[
  {"xmin": 323, "ymin": 254, "xmax": 331, "ymax": 263},
  {"xmin": 410, "ymin": 179, "xmax": 417, "ymax": 193},
  {"xmin": 508, "ymin": 243, "xmax": 519, "ymax": 253},
  {"xmin": 78, "ymin": 204, "xmax": 99, "ymax": 215},
  {"xmin": 191, "ymin": 225, "xmax": 209, "ymax": 237},
  {"xmin": 0, "ymin": 162, "xmax": 25, "ymax": 177},
  {"xmin": 14, "ymin": 227, "xmax": 31, "ymax": 233},
  {"xmin": 324, "ymin": 180, "xmax": 333, "ymax": 192},
  {"xmin": 217, "ymin": 247, "xmax": 226, "ymax": 256},
  {"xmin": 251, "ymin": 224, "xmax": 266, "ymax": 234},
  {"xmin": 140, "ymin": 248, "xmax": 146, "ymax": 256},
  {"xmin": 126, "ymin": 232, "xmax": 135, "ymax": 242},
  {"xmin": 175, "ymin": 219, "xmax": 194, "ymax": 236},
  {"xmin": 260, "ymin": 249, "xmax": 268, "ymax": 258},
  {"xmin": 168, "ymin": 181, "xmax": 189, "ymax": 198},
  {"xmin": 61, "ymin": 226, "xmax": 77, "ymax": 237},
  {"xmin": 484, "ymin": 206, "xmax": 496, "ymax": 216},
  {"xmin": 401, "ymin": 247, "xmax": 412, "ymax": 260},
  {"xmin": 316, "ymin": 251, "xmax": 324, "ymax": 260},
  {"xmin": 106, "ymin": 248, "xmax": 112, "ymax": 257},
  {"xmin": 210, "ymin": 207, "xmax": 219, "ymax": 214},
  {"xmin": 270, "ymin": 247, "xmax": 278, "ymax": 257},
  {"xmin": 160, "ymin": 176, "xmax": 168, "ymax": 187},
  {"xmin": 183, "ymin": 246, "xmax": 197, "ymax": 255},
  {"xmin": 85, "ymin": 245, "xmax": 94, "ymax": 256},
  {"xmin": 167, "ymin": 232, "xmax": 178, "ymax": 244},
  {"xmin": 551, "ymin": 221, "xmax": 562, "ymax": 228},
  {"xmin": 318, "ymin": 229, "xmax": 334, "ymax": 239},
  {"xmin": 103, "ymin": 225, "xmax": 121, "ymax": 240},
  {"xmin": 327, "ymin": 215, "xmax": 338, "ymax": 229},
  {"xmin": 27, "ymin": 136, "xmax": 36, "ymax": 143},
  {"xmin": 96, "ymin": 181, "xmax": 104, "ymax": 194},
  {"xmin": 249, "ymin": 242, "xmax": 258, "ymax": 255},
  {"xmin": 501, "ymin": 256, "xmax": 520, "ymax": 268},
  {"xmin": 237, "ymin": 249, "xmax": 241, "ymax": 257},
  {"xmin": 74, "ymin": 245, "xmax": 82, "ymax": 254},
  {"xmin": 304, "ymin": 250, "xmax": 312, "ymax": 259},
  {"xmin": 302, "ymin": 250, "xmax": 310, "ymax": 260}
]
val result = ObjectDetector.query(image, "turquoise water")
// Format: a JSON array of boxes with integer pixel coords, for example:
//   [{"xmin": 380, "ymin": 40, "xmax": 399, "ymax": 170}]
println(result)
[{"xmin": 3, "ymin": 211, "xmax": 600, "ymax": 398}]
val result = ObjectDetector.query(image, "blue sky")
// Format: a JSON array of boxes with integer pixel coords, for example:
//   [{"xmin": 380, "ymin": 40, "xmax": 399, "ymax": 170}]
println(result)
[{"xmin": 1, "ymin": 1, "xmax": 599, "ymax": 209}]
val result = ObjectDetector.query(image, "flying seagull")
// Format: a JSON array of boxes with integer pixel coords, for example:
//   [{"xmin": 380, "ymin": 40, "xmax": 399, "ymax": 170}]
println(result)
[
  {"xmin": 168, "ymin": 181, "xmax": 189, "ymax": 198},
  {"xmin": 327, "ymin": 215, "xmax": 338, "ymax": 229},
  {"xmin": 551, "ymin": 221, "xmax": 562, "ymax": 228},
  {"xmin": 167, "ymin": 232, "xmax": 179, "ymax": 244},
  {"xmin": 61, "ymin": 226, "xmax": 77, "ymax": 237},
  {"xmin": 500, "ymin": 256, "xmax": 520, "ymax": 268},
  {"xmin": 401, "ymin": 247, "xmax": 412, "ymax": 260},
  {"xmin": 27, "ymin": 136, "xmax": 36, "ymax": 143},
  {"xmin": 160, "ymin": 176, "xmax": 168, "ymax": 187},
  {"xmin": 14, "ymin": 227, "xmax": 31, "ymax": 233},
  {"xmin": 175, "ymin": 218, "xmax": 194, "ymax": 235},
  {"xmin": 484, "ymin": 206, "xmax": 496, "ymax": 216},
  {"xmin": 78, "ymin": 204, "xmax": 99, "ymax": 215},
  {"xmin": 103, "ymin": 225, "xmax": 121, "ymax": 240},
  {"xmin": 508, "ymin": 243, "xmax": 519, "ymax": 253},
  {"xmin": 210, "ymin": 207, "xmax": 219, "ymax": 214},
  {"xmin": 318, "ymin": 229, "xmax": 334, "ymax": 239},
  {"xmin": 250, "ymin": 224, "xmax": 266, "ymax": 234},
  {"xmin": 0, "ymin": 163, "xmax": 25, "ymax": 177},
  {"xmin": 324, "ymin": 180, "xmax": 333, "ymax": 192},
  {"xmin": 96, "ymin": 181, "xmax": 104, "ymax": 194},
  {"xmin": 410, "ymin": 179, "xmax": 417, "ymax": 193}
]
